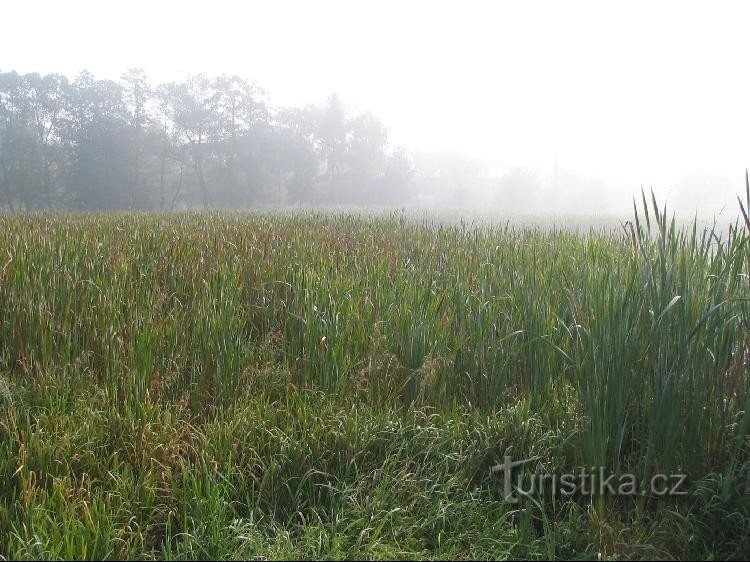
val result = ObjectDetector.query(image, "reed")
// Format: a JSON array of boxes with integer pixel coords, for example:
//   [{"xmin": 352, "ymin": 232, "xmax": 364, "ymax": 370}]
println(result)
[{"xmin": 0, "ymin": 197, "xmax": 747, "ymax": 559}]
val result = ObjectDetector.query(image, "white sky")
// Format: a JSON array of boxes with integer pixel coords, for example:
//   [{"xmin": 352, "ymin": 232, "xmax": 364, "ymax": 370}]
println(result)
[{"xmin": 3, "ymin": 0, "xmax": 750, "ymax": 212}]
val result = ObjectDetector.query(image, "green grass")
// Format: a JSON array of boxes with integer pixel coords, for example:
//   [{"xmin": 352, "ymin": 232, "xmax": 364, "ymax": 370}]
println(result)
[{"xmin": 0, "ymin": 194, "xmax": 748, "ymax": 559}]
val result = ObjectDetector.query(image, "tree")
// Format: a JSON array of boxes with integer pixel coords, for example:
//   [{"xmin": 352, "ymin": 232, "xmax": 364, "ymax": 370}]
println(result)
[
  {"xmin": 380, "ymin": 147, "xmax": 415, "ymax": 205},
  {"xmin": 64, "ymin": 71, "xmax": 135, "ymax": 209},
  {"xmin": 11, "ymin": 73, "xmax": 69, "ymax": 208},
  {"xmin": 0, "ymin": 71, "xmax": 24, "ymax": 210},
  {"xmin": 212, "ymin": 75, "xmax": 267, "ymax": 205},
  {"xmin": 317, "ymin": 93, "xmax": 347, "ymax": 193},
  {"xmin": 275, "ymin": 107, "xmax": 321, "ymax": 204},
  {"xmin": 122, "ymin": 68, "xmax": 152, "ymax": 207},
  {"xmin": 342, "ymin": 112, "xmax": 388, "ymax": 203},
  {"xmin": 159, "ymin": 75, "xmax": 219, "ymax": 209}
]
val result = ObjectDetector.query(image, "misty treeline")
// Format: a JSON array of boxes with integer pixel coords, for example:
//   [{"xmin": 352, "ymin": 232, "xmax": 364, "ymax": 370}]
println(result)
[
  {"xmin": 2, "ymin": 69, "xmax": 728, "ymax": 214},
  {"xmin": 0, "ymin": 69, "xmax": 423, "ymax": 211}
]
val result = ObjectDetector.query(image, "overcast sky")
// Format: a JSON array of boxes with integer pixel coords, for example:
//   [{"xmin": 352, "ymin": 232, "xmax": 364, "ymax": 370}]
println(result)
[{"xmin": 3, "ymin": 0, "xmax": 750, "ymax": 213}]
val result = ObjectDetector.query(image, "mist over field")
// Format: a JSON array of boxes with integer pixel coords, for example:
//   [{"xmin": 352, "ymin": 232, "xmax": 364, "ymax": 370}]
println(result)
[
  {"xmin": 3, "ymin": 1, "xmax": 750, "ymax": 217},
  {"xmin": 2, "ymin": 2, "xmax": 750, "ymax": 561}
]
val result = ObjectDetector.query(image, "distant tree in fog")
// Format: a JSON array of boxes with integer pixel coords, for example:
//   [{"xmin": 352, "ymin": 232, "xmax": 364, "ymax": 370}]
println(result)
[
  {"xmin": 495, "ymin": 166, "xmax": 542, "ymax": 211},
  {"xmin": 317, "ymin": 93, "xmax": 348, "ymax": 192},
  {"xmin": 0, "ymin": 71, "xmax": 68, "ymax": 209},
  {"xmin": 411, "ymin": 151, "xmax": 490, "ymax": 207},
  {"xmin": 380, "ymin": 147, "xmax": 415, "ymax": 204},
  {"xmin": 158, "ymin": 75, "xmax": 218, "ymax": 209}
]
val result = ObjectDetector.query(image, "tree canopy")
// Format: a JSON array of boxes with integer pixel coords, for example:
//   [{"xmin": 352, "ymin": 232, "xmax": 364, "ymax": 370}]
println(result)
[{"xmin": 0, "ymin": 70, "xmax": 417, "ymax": 210}]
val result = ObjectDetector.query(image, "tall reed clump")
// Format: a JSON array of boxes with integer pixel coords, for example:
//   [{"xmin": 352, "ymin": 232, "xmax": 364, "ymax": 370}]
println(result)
[{"xmin": 567, "ymin": 190, "xmax": 749, "ymax": 516}]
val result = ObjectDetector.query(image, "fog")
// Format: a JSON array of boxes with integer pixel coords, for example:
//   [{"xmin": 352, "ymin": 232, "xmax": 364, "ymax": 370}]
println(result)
[{"xmin": 2, "ymin": 0, "xmax": 750, "ymax": 216}]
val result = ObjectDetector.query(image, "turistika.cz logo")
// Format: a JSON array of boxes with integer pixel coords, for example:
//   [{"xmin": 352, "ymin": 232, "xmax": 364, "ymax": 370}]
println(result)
[{"xmin": 490, "ymin": 456, "xmax": 689, "ymax": 504}]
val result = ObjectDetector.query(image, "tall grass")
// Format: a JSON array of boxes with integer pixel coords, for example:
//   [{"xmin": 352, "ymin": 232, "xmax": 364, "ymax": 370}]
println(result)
[{"xmin": 0, "ymin": 196, "xmax": 748, "ymax": 559}]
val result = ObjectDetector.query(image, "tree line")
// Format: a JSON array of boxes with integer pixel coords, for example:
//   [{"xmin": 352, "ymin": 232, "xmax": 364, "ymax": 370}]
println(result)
[{"xmin": 0, "ymin": 69, "xmax": 416, "ymax": 210}]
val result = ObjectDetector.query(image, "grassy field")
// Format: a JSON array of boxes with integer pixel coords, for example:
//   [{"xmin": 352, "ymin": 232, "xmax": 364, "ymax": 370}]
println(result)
[{"xmin": 0, "ymin": 194, "xmax": 748, "ymax": 560}]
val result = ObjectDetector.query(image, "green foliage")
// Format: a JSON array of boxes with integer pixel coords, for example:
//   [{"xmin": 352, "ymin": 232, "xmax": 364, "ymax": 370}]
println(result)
[{"xmin": 0, "ymin": 202, "xmax": 748, "ymax": 559}]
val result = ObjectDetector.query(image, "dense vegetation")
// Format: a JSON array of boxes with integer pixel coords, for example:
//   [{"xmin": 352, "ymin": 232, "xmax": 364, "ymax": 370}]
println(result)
[
  {"xmin": 0, "ymin": 69, "xmax": 625, "ymax": 215},
  {"xmin": 0, "ymin": 69, "xmax": 420, "ymax": 211},
  {"xmin": 0, "ymin": 193, "xmax": 748, "ymax": 559}
]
